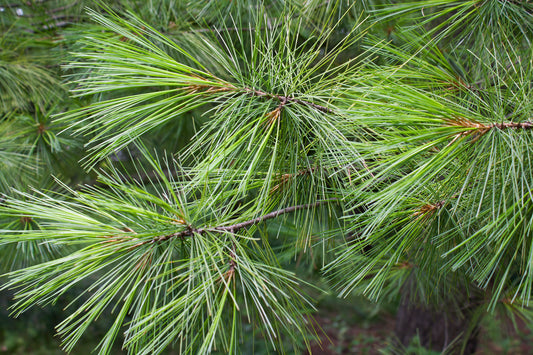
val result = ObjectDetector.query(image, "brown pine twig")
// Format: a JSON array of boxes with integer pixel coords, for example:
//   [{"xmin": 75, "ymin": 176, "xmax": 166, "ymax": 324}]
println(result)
[{"xmin": 134, "ymin": 198, "xmax": 338, "ymax": 247}]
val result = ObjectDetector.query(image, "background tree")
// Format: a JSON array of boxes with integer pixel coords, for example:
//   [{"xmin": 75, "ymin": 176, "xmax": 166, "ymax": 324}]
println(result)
[{"xmin": 1, "ymin": 1, "xmax": 533, "ymax": 354}]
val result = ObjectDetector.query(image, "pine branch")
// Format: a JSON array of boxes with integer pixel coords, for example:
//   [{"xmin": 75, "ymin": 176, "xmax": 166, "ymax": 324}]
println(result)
[
  {"xmin": 446, "ymin": 118, "xmax": 533, "ymax": 142},
  {"xmin": 215, "ymin": 198, "xmax": 338, "ymax": 232},
  {"xmin": 186, "ymin": 83, "xmax": 333, "ymax": 114},
  {"xmin": 244, "ymin": 88, "xmax": 333, "ymax": 114},
  {"xmin": 491, "ymin": 121, "xmax": 533, "ymax": 129},
  {"xmin": 144, "ymin": 198, "xmax": 338, "ymax": 245}
]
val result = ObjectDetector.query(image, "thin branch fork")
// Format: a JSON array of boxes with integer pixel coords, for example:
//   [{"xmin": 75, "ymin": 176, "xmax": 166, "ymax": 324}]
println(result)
[
  {"xmin": 183, "ymin": 79, "xmax": 333, "ymax": 114},
  {"xmin": 244, "ymin": 88, "xmax": 333, "ymax": 114},
  {"xmin": 143, "ymin": 198, "xmax": 338, "ymax": 245}
]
